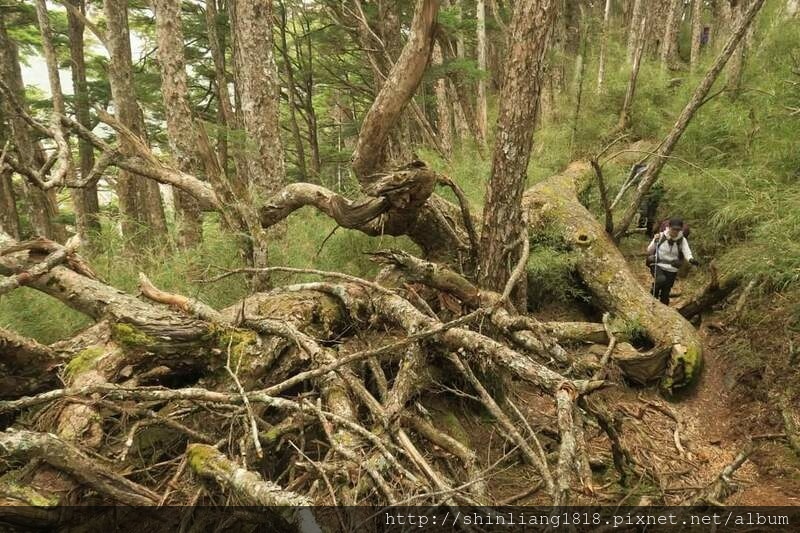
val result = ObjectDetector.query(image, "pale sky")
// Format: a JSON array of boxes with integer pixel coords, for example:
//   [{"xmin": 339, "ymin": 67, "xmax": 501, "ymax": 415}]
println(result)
[{"xmin": 20, "ymin": 2, "xmax": 147, "ymax": 97}]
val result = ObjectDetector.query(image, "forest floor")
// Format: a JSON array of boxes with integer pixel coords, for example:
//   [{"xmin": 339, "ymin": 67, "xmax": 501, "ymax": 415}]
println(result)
[{"xmin": 440, "ymin": 236, "xmax": 800, "ymax": 506}]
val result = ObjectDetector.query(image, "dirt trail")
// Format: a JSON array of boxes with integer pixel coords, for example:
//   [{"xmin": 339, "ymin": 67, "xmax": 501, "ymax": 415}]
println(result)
[
  {"xmin": 593, "ymin": 244, "xmax": 800, "ymax": 505},
  {"xmin": 635, "ymin": 261, "xmax": 799, "ymax": 505},
  {"xmin": 452, "ymin": 241, "xmax": 798, "ymax": 506}
]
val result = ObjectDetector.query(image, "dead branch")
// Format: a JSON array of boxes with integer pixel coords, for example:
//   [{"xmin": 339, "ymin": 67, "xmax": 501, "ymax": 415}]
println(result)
[
  {"xmin": 0, "ymin": 235, "xmax": 80, "ymax": 295},
  {"xmin": 438, "ymin": 174, "xmax": 480, "ymax": 269},
  {"xmin": 0, "ymin": 428, "xmax": 160, "ymax": 506},
  {"xmin": 690, "ymin": 441, "xmax": 754, "ymax": 505},
  {"xmin": 593, "ymin": 313, "xmax": 618, "ymax": 380},
  {"xmin": 351, "ymin": 0, "xmax": 438, "ymax": 181},
  {"xmin": 187, "ymin": 444, "xmax": 321, "ymax": 532},
  {"xmin": 554, "ymin": 386, "xmax": 578, "ymax": 506},
  {"xmin": 447, "ymin": 352, "xmax": 555, "ymax": 497},
  {"xmin": 678, "ymin": 265, "xmax": 740, "ymax": 320}
]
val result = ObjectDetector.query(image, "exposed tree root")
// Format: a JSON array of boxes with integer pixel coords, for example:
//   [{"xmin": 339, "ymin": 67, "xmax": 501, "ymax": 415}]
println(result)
[
  {"xmin": 0, "ymin": 229, "xmax": 619, "ymax": 514},
  {"xmin": 0, "ymin": 137, "xmax": 714, "ymax": 521}
]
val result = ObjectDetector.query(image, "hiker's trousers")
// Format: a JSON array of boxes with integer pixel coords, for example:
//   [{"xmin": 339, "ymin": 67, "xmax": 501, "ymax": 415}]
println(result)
[{"xmin": 650, "ymin": 266, "xmax": 677, "ymax": 305}]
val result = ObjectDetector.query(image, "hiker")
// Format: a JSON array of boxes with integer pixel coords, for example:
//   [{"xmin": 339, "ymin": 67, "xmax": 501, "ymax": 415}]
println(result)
[
  {"xmin": 637, "ymin": 182, "xmax": 665, "ymax": 237},
  {"xmin": 646, "ymin": 217, "xmax": 699, "ymax": 305}
]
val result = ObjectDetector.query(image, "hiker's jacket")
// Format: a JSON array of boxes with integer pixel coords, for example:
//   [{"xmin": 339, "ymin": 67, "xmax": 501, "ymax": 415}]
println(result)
[{"xmin": 646, "ymin": 230, "xmax": 694, "ymax": 273}]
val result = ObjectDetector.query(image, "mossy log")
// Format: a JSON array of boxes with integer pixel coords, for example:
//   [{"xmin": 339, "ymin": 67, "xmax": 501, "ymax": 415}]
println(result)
[
  {"xmin": 524, "ymin": 162, "xmax": 703, "ymax": 391},
  {"xmin": 187, "ymin": 444, "xmax": 320, "ymax": 533}
]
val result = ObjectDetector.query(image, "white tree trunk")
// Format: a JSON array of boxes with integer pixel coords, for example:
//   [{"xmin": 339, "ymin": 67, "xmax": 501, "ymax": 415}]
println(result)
[
  {"xmin": 627, "ymin": 0, "xmax": 645, "ymax": 63},
  {"xmin": 476, "ymin": 0, "xmax": 488, "ymax": 146},
  {"xmin": 597, "ymin": 0, "xmax": 612, "ymax": 92},
  {"xmin": 432, "ymin": 43, "xmax": 453, "ymax": 157},
  {"xmin": 660, "ymin": 0, "xmax": 681, "ymax": 70},
  {"xmin": 690, "ymin": 0, "xmax": 704, "ymax": 71}
]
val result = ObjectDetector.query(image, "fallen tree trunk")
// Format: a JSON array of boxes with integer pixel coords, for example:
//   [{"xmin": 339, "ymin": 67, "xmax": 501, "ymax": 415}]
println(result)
[
  {"xmin": 0, "ymin": 429, "xmax": 159, "ymax": 506},
  {"xmin": 524, "ymin": 162, "xmax": 703, "ymax": 391}
]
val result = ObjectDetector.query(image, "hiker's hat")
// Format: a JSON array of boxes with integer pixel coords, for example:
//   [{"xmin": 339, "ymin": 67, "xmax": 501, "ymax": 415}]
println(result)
[{"xmin": 668, "ymin": 217, "xmax": 683, "ymax": 229}]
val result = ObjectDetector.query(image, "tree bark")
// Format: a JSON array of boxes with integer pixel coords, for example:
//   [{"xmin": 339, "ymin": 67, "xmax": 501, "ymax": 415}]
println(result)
[
  {"xmin": 205, "ymin": 0, "xmax": 235, "ymax": 181},
  {"xmin": 277, "ymin": 0, "xmax": 308, "ymax": 181},
  {"xmin": 67, "ymin": 0, "xmax": 101, "ymax": 241},
  {"xmin": 0, "ymin": 115, "xmax": 20, "ymax": 239},
  {"xmin": 103, "ymin": 0, "xmax": 168, "ymax": 246},
  {"xmin": 726, "ymin": 1, "xmax": 750, "ymax": 99},
  {"xmin": 690, "ymin": 0, "xmax": 704, "ymax": 70},
  {"xmin": 660, "ymin": 0, "xmax": 682, "ymax": 70},
  {"xmin": 570, "ymin": 9, "xmax": 589, "ymax": 151},
  {"xmin": 152, "ymin": 0, "xmax": 203, "ymax": 248},
  {"xmin": 627, "ymin": 0, "xmax": 645, "ymax": 63},
  {"xmin": 597, "ymin": 0, "xmax": 612, "ymax": 92},
  {"xmin": 478, "ymin": 0, "xmax": 557, "ymax": 307},
  {"xmin": 0, "ymin": 13, "xmax": 61, "ymax": 241},
  {"xmin": 35, "ymin": 0, "xmax": 82, "ymax": 245},
  {"xmin": 295, "ymin": 5, "xmax": 321, "ymax": 176},
  {"xmin": 351, "ymin": 0, "xmax": 438, "ymax": 183},
  {"xmin": 432, "ymin": 42, "xmax": 453, "ymax": 157},
  {"xmin": 0, "ymin": 165, "xmax": 18, "ymax": 239},
  {"xmin": 229, "ymin": 0, "xmax": 286, "ymax": 198},
  {"xmin": 476, "ymin": 0, "xmax": 488, "ymax": 146},
  {"xmin": 614, "ymin": 0, "xmax": 767, "ymax": 239},
  {"xmin": 617, "ymin": 11, "xmax": 648, "ymax": 131}
]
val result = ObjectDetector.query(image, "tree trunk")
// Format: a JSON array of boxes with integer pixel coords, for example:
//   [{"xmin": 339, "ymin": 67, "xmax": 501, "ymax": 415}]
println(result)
[
  {"xmin": 67, "ymin": 0, "xmax": 101, "ymax": 242},
  {"xmin": 597, "ymin": 0, "xmax": 612, "ymax": 93},
  {"xmin": 563, "ymin": 0, "xmax": 582, "ymax": 55},
  {"xmin": 448, "ymin": 79, "xmax": 471, "ymax": 142},
  {"xmin": 627, "ymin": 0, "xmax": 645, "ymax": 63},
  {"xmin": 726, "ymin": 1, "xmax": 750, "ymax": 99},
  {"xmin": 205, "ymin": 0, "xmax": 235, "ymax": 182},
  {"xmin": 614, "ymin": 0, "xmax": 767, "ymax": 240},
  {"xmin": 0, "ymin": 110, "xmax": 20, "ymax": 239},
  {"xmin": 103, "ymin": 0, "xmax": 168, "ymax": 246},
  {"xmin": 229, "ymin": 0, "xmax": 285, "ymax": 199},
  {"xmin": 35, "ymin": 0, "xmax": 80, "ymax": 245},
  {"xmin": 351, "ymin": 0, "xmax": 438, "ymax": 183},
  {"xmin": 296, "ymin": 5, "xmax": 321, "ymax": 177},
  {"xmin": 277, "ymin": 1, "xmax": 308, "ymax": 181},
  {"xmin": 432, "ymin": 42, "xmax": 453, "ymax": 157},
  {"xmin": 0, "ymin": 164, "xmax": 19, "ymax": 239},
  {"xmin": 716, "ymin": 0, "xmax": 735, "ymax": 51},
  {"xmin": 617, "ymin": 11, "xmax": 647, "ymax": 131},
  {"xmin": 570, "ymin": 12, "xmax": 589, "ymax": 151},
  {"xmin": 152, "ymin": 0, "xmax": 203, "ymax": 248},
  {"xmin": 478, "ymin": 0, "xmax": 557, "ymax": 307},
  {"xmin": 526, "ymin": 163, "xmax": 703, "ymax": 391},
  {"xmin": 660, "ymin": 0, "xmax": 682, "ymax": 70},
  {"xmin": 690, "ymin": 0, "xmax": 704, "ymax": 70},
  {"xmin": 476, "ymin": 0, "xmax": 488, "ymax": 147},
  {"xmin": 0, "ymin": 13, "xmax": 61, "ymax": 241}
]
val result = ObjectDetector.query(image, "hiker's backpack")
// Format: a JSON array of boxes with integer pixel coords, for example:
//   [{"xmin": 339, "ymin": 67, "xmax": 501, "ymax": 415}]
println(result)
[
  {"xmin": 646, "ymin": 226, "xmax": 689, "ymax": 267},
  {"xmin": 657, "ymin": 219, "xmax": 690, "ymax": 238}
]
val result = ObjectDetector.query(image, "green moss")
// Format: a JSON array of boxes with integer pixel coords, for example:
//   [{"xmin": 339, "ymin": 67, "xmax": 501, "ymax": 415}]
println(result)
[
  {"xmin": 0, "ymin": 481, "xmax": 59, "ymax": 506},
  {"xmin": 612, "ymin": 316, "xmax": 649, "ymax": 347},
  {"xmin": 111, "ymin": 323, "xmax": 158, "ymax": 349},
  {"xmin": 64, "ymin": 347, "xmax": 105, "ymax": 378},
  {"xmin": 432, "ymin": 409, "xmax": 471, "ymax": 447},
  {"xmin": 661, "ymin": 343, "xmax": 704, "ymax": 394},
  {"xmin": 214, "ymin": 327, "xmax": 258, "ymax": 365},
  {"xmin": 187, "ymin": 443, "xmax": 217, "ymax": 472}
]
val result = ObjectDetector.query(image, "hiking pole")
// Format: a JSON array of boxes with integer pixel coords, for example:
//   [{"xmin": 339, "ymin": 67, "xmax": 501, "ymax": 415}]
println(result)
[{"xmin": 652, "ymin": 235, "xmax": 659, "ymax": 300}]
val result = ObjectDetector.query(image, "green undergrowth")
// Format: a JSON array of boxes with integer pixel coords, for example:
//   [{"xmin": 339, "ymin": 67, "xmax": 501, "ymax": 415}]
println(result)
[
  {"xmin": 3, "ymin": 11, "xmax": 798, "ymax": 346},
  {"xmin": 0, "ymin": 209, "xmax": 417, "ymax": 344}
]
